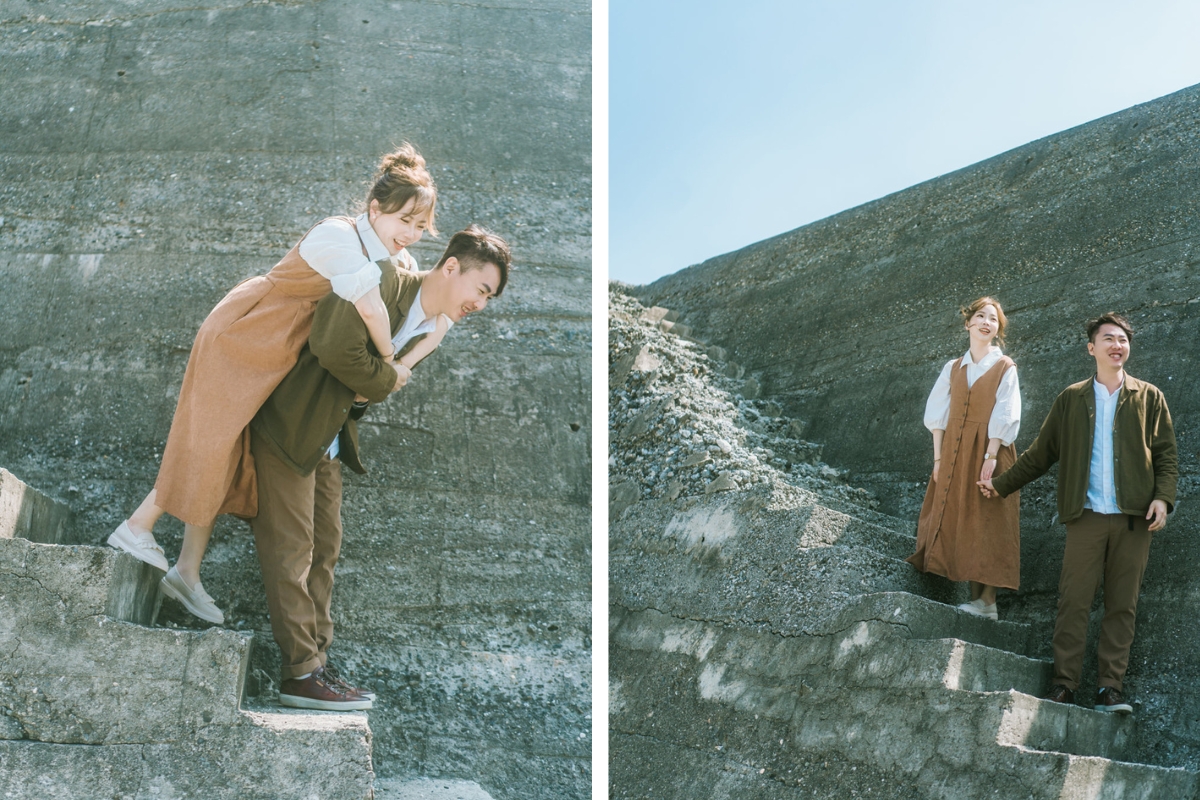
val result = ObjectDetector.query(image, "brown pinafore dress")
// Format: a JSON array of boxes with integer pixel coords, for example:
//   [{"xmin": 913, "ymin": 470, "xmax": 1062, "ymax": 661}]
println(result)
[
  {"xmin": 153, "ymin": 218, "xmax": 408, "ymax": 525},
  {"xmin": 907, "ymin": 357, "xmax": 1021, "ymax": 590}
]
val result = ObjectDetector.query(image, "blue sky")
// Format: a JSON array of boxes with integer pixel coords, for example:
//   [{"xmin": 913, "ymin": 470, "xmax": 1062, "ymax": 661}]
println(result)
[{"xmin": 609, "ymin": 1, "xmax": 1200, "ymax": 285}]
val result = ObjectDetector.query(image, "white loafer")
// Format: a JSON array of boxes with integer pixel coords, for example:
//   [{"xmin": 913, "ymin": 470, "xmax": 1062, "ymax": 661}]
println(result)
[
  {"xmin": 160, "ymin": 566, "xmax": 225, "ymax": 624},
  {"xmin": 957, "ymin": 598, "xmax": 999, "ymax": 621},
  {"xmin": 107, "ymin": 521, "xmax": 169, "ymax": 572}
]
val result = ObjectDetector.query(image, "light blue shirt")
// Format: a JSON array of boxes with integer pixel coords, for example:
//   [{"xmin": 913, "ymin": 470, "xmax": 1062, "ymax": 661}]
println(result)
[{"xmin": 1084, "ymin": 378, "xmax": 1122, "ymax": 514}]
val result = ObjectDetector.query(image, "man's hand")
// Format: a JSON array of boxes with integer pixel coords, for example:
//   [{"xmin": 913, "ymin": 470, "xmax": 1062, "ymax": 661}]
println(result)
[
  {"xmin": 977, "ymin": 478, "xmax": 997, "ymax": 498},
  {"xmin": 1146, "ymin": 499, "xmax": 1169, "ymax": 532},
  {"xmin": 392, "ymin": 362, "xmax": 412, "ymax": 391}
]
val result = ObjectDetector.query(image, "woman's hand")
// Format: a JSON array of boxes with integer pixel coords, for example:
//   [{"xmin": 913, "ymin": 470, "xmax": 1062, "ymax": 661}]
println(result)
[
  {"xmin": 979, "ymin": 457, "xmax": 997, "ymax": 484},
  {"xmin": 392, "ymin": 363, "xmax": 412, "ymax": 391},
  {"xmin": 931, "ymin": 461, "xmax": 940, "ymax": 484}
]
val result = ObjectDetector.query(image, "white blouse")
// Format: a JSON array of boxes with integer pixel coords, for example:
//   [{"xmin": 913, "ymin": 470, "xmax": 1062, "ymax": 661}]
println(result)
[
  {"xmin": 298, "ymin": 213, "xmax": 413, "ymax": 303},
  {"xmin": 923, "ymin": 346, "xmax": 1021, "ymax": 446}
]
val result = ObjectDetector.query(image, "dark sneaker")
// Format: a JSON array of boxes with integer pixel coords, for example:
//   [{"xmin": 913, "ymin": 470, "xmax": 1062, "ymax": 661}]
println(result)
[
  {"xmin": 1095, "ymin": 687, "xmax": 1133, "ymax": 714},
  {"xmin": 279, "ymin": 666, "xmax": 372, "ymax": 711},
  {"xmin": 1042, "ymin": 684, "xmax": 1074, "ymax": 704},
  {"xmin": 323, "ymin": 662, "xmax": 377, "ymax": 701}
]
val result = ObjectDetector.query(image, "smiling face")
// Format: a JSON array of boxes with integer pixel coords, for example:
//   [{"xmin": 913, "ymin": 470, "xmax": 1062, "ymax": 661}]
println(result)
[
  {"xmin": 368, "ymin": 197, "xmax": 430, "ymax": 256},
  {"xmin": 437, "ymin": 257, "xmax": 502, "ymax": 322},
  {"xmin": 965, "ymin": 303, "xmax": 1000, "ymax": 346},
  {"xmin": 1088, "ymin": 322, "xmax": 1131, "ymax": 373}
]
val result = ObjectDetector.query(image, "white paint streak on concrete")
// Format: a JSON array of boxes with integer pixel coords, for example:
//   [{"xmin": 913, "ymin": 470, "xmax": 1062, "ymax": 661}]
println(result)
[
  {"xmin": 1057, "ymin": 755, "xmax": 1109, "ymax": 800},
  {"xmin": 838, "ymin": 621, "xmax": 871, "ymax": 655},
  {"xmin": 664, "ymin": 504, "xmax": 739, "ymax": 553},
  {"xmin": 942, "ymin": 639, "xmax": 966, "ymax": 691},
  {"xmin": 78, "ymin": 254, "xmax": 102, "ymax": 281},
  {"xmin": 698, "ymin": 662, "xmax": 747, "ymax": 705},
  {"xmin": 996, "ymin": 692, "xmax": 1038, "ymax": 749},
  {"xmin": 609, "ymin": 679, "xmax": 625, "ymax": 715},
  {"xmin": 659, "ymin": 624, "xmax": 719, "ymax": 662}
]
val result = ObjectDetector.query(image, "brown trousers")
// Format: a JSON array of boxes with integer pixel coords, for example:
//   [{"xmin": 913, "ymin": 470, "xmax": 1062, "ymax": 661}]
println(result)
[
  {"xmin": 1053, "ymin": 509, "xmax": 1153, "ymax": 691},
  {"xmin": 249, "ymin": 428, "xmax": 344, "ymax": 680}
]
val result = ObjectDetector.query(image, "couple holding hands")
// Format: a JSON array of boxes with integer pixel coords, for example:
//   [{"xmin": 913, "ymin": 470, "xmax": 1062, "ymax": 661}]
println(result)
[
  {"xmin": 106, "ymin": 144, "xmax": 511, "ymax": 712},
  {"xmin": 908, "ymin": 298, "xmax": 1176, "ymax": 715}
]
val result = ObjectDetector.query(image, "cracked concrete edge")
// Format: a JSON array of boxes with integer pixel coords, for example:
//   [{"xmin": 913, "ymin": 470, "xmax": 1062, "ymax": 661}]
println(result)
[
  {"xmin": 0, "ymin": 468, "xmax": 77, "ymax": 545},
  {"xmin": 0, "ymin": 536, "xmax": 161, "ymax": 624}
]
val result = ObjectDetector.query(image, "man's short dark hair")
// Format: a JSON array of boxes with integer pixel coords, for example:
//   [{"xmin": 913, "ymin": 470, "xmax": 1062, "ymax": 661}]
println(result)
[
  {"xmin": 435, "ymin": 225, "xmax": 511, "ymax": 297},
  {"xmin": 1087, "ymin": 312, "xmax": 1134, "ymax": 343}
]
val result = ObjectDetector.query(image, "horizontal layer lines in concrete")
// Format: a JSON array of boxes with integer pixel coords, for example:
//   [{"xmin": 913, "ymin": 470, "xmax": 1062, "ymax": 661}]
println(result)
[
  {"xmin": 611, "ymin": 604, "xmax": 1197, "ymax": 799},
  {"xmin": 0, "ymin": 470, "xmax": 376, "ymax": 799}
]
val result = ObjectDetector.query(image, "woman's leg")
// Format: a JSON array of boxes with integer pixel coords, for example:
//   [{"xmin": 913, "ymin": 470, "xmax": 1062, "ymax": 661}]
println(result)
[
  {"xmin": 174, "ymin": 522, "xmax": 216, "ymax": 589},
  {"xmin": 126, "ymin": 488, "xmax": 167, "ymax": 535},
  {"xmin": 968, "ymin": 581, "xmax": 998, "ymax": 606}
]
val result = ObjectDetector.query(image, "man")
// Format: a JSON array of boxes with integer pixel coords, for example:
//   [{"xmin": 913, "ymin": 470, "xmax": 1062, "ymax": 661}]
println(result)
[
  {"xmin": 250, "ymin": 225, "xmax": 511, "ymax": 710},
  {"xmin": 979, "ymin": 312, "xmax": 1177, "ymax": 714}
]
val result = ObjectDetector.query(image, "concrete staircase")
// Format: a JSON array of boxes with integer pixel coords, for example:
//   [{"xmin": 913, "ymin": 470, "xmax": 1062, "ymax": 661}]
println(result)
[
  {"xmin": 0, "ymin": 468, "xmax": 375, "ymax": 799},
  {"xmin": 609, "ymin": 303, "xmax": 1199, "ymax": 799}
]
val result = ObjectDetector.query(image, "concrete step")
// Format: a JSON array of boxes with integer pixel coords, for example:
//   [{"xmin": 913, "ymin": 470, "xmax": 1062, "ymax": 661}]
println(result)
[
  {"xmin": 832, "ymin": 591, "xmax": 1035, "ymax": 657},
  {"xmin": 612, "ymin": 604, "xmax": 1050, "ymax": 698},
  {"xmin": 0, "ymin": 468, "xmax": 78, "ymax": 545},
  {"xmin": 611, "ymin": 627, "xmax": 1194, "ymax": 799},
  {"xmin": 0, "ymin": 616, "xmax": 251, "ymax": 744},
  {"xmin": 0, "ymin": 706, "xmax": 374, "ymax": 800},
  {"xmin": 611, "ymin": 486, "xmax": 967, "ymax": 635},
  {"xmin": 0, "ymin": 535, "xmax": 161, "ymax": 626}
]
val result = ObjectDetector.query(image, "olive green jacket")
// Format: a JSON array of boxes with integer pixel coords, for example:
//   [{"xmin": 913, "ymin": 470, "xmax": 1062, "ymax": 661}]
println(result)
[
  {"xmin": 991, "ymin": 374, "xmax": 1177, "ymax": 523},
  {"xmin": 251, "ymin": 265, "xmax": 427, "ymax": 476}
]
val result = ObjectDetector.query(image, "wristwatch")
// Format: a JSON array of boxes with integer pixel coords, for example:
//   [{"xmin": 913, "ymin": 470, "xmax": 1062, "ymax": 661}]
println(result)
[{"xmin": 983, "ymin": 453, "xmax": 997, "ymax": 462}]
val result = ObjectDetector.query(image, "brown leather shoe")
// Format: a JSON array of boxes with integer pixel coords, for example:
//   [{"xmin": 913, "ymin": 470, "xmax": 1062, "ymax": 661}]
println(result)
[
  {"xmin": 1095, "ymin": 687, "xmax": 1133, "ymax": 714},
  {"xmin": 1042, "ymin": 684, "xmax": 1074, "ymax": 705},
  {"xmin": 279, "ymin": 666, "xmax": 372, "ymax": 711},
  {"xmin": 322, "ymin": 662, "xmax": 377, "ymax": 702}
]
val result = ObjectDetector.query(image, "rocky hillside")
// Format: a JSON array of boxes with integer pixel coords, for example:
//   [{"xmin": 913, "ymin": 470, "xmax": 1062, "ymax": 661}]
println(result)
[{"xmin": 610, "ymin": 283, "xmax": 1200, "ymax": 798}]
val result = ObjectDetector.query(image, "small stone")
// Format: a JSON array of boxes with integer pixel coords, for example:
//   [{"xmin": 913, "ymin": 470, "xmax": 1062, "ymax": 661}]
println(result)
[
  {"xmin": 705, "ymin": 473, "xmax": 738, "ymax": 494},
  {"xmin": 716, "ymin": 438, "xmax": 732, "ymax": 454}
]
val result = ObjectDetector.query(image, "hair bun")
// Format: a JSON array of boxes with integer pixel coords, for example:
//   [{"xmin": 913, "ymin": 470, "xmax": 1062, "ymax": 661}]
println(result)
[{"xmin": 380, "ymin": 142, "xmax": 425, "ymax": 173}]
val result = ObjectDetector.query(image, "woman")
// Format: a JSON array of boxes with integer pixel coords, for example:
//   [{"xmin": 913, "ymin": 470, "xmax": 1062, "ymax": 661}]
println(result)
[
  {"xmin": 108, "ymin": 144, "xmax": 438, "ymax": 624},
  {"xmin": 907, "ymin": 296, "xmax": 1021, "ymax": 620}
]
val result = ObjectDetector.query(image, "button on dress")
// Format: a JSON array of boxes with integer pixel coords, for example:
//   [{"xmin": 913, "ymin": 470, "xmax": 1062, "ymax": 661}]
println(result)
[{"xmin": 908, "ymin": 356, "xmax": 1022, "ymax": 590}]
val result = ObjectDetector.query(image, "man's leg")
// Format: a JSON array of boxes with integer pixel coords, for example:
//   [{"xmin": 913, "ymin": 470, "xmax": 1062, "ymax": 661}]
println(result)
[
  {"xmin": 309, "ymin": 452, "xmax": 344, "ymax": 665},
  {"xmin": 1097, "ymin": 515, "xmax": 1153, "ymax": 691},
  {"xmin": 1052, "ymin": 510, "xmax": 1113, "ymax": 690},
  {"xmin": 249, "ymin": 430, "xmax": 323, "ymax": 680}
]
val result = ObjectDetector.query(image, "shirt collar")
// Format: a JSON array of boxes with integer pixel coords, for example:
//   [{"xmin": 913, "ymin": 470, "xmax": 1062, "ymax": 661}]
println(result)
[
  {"xmin": 407, "ymin": 288, "xmax": 453, "ymax": 333},
  {"xmin": 1093, "ymin": 376, "xmax": 1124, "ymax": 399},
  {"xmin": 960, "ymin": 345, "xmax": 1002, "ymax": 369},
  {"xmin": 355, "ymin": 212, "xmax": 397, "ymax": 264}
]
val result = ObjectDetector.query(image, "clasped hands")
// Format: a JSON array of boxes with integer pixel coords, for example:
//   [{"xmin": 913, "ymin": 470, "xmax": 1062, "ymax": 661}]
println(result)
[{"xmin": 353, "ymin": 363, "xmax": 412, "ymax": 402}]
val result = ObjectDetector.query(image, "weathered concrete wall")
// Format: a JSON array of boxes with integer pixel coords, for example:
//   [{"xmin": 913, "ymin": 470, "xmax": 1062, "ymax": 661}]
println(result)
[
  {"xmin": 638, "ymin": 84, "xmax": 1200, "ymax": 772},
  {"xmin": 0, "ymin": 2, "xmax": 590, "ymax": 798}
]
